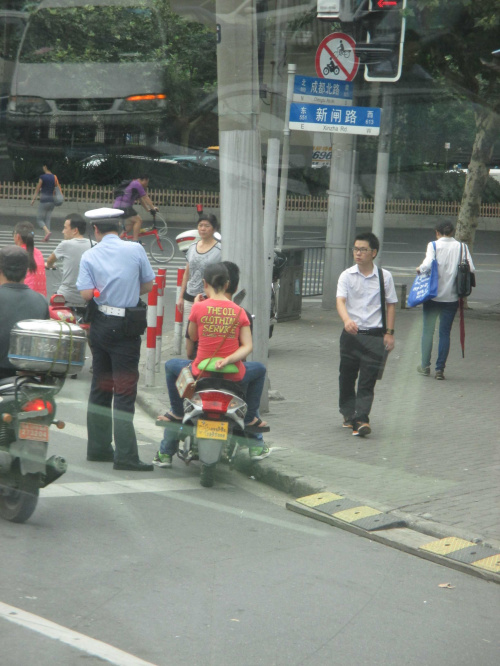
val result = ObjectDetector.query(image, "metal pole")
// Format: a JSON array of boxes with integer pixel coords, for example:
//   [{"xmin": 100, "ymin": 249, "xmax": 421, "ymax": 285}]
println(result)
[
  {"xmin": 275, "ymin": 63, "xmax": 296, "ymax": 251},
  {"xmin": 260, "ymin": 137, "xmax": 281, "ymax": 412},
  {"xmin": 372, "ymin": 85, "xmax": 392, "ymax": 263}
]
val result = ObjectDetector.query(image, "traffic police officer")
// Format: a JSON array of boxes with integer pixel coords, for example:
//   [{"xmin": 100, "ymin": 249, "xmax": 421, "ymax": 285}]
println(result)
[{"xmin": 77, "ymin": 207, "xmax": 156, "ymax": 471}]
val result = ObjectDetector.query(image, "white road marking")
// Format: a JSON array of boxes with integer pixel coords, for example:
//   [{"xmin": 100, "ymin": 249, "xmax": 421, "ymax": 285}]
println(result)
[
  {"xmin": 40, "ymin": 478, "xmax": 326, "ymax": 535},
  {"xmin": 51, "ymin": 421, "xmax": 156, "ymax": 448},
  {"xmin": 41, "ymin": 477, "xmax": 228, "ymax": 497},
  {"xmin": 0, "ymin": 601, "xmax": 157, "ymax": 666}
]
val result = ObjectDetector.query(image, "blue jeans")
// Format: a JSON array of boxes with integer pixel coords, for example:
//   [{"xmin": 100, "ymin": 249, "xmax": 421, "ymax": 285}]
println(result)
[
  {"xmin": 421, "ymin": 300, "xmax": 459, "ymax": 371},
  {"xmin": 160, "ymin": 359, "xmax": 266, "ymax": 456}
]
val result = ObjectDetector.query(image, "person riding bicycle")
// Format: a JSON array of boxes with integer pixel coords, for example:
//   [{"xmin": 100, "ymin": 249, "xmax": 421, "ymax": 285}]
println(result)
[{"xmin": 113, "ymin": 175, "xmax": 158, "ymax": 242}]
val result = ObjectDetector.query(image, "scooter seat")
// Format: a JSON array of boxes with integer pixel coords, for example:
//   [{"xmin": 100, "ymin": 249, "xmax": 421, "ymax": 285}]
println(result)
[{"xmin": 196, "ymin": 376, "xmax": 245, "ymax": 399}]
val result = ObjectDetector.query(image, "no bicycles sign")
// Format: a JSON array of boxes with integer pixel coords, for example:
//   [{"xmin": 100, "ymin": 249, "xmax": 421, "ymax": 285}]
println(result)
[{"xmin": 315, "ymin": 32, "xmax": 359, "ymax": 82}]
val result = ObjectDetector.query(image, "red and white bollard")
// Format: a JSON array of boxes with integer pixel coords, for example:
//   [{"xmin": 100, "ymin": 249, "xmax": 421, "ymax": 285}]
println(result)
[
  {"xmin": 155, "ymin": 269, "xmax": 166, "ymax": 371},
  {"xmin": 145, "ymin": 282, "xmax": 158, "ymax": 387},
  {"xmin": 173, "ymin": 268, "xmax": 185, "ymax": 355}
]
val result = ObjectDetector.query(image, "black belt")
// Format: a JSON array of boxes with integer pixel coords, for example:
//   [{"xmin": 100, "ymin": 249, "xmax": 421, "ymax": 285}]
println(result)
[{"xmin": 357, "ymin": 328, "xmax": 384, "ymax": 337}]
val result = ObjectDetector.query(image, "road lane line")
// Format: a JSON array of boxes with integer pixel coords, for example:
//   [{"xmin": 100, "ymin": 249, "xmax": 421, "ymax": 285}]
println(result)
[
  {"xmin": 0, "ymin": 601, "xmax": 157, "ymax": 666},
  {"xmin": 51, "ymin": 422, "xmax": 154, "ymax": 447},
  {"xmin": 40, "ymin": 478, "xmax": 327, "ymax": 535}
]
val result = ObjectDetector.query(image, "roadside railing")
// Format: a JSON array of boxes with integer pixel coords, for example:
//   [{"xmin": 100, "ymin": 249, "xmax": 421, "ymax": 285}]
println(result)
[{"xmin": 1, "ymin": 182, "xmax": 499, "ymax": 218}]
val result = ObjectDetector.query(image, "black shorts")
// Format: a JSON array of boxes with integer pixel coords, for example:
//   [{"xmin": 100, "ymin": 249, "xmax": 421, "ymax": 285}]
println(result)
[{"xmin": 122, "ymin": 206, "xmax": 138, "ymax": 219}]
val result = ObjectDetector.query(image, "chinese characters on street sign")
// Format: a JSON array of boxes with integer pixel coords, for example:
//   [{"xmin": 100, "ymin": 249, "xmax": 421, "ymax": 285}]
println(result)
[{"xmin": 289, "ymin": 102, "xmax": 381, "ymax": 136}]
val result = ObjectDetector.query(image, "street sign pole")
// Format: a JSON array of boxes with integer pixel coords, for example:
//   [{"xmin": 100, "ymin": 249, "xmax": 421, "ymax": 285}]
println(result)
[
  {"xmin": 372, "ymin": 85, "xmax": 392, "ymax": 263},
  {"xmin": 276, "ymin": 63, "xmax": 296, "ymax": 252}
]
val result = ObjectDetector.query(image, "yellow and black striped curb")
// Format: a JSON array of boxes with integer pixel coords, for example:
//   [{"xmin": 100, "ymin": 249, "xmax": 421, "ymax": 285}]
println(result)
[
  {"xmin": 286, "ymin": 493, "xmax": 500, "ymax": 582},
  {"xmin": 419, "ymin": 538, "xmax": 500, "ymax": 573},
  {"xmin": 291, "ymin": 491, "xmax": 406, "ymax": 531}
]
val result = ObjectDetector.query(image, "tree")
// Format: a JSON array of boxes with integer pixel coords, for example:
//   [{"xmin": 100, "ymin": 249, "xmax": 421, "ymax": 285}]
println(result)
[
  {"xmin": 154, "ymin": 0, "xmax": 217, "ymax": 148},
  {"xmin": 413, "ymin": 0, "xmax": 500, "ymax": 250}
]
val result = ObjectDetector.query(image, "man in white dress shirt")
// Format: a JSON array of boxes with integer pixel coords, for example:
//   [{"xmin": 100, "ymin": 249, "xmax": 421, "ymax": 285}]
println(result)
[{"xmin": 336, "ymin": 232, "xmax": 397, "ymax": 437}]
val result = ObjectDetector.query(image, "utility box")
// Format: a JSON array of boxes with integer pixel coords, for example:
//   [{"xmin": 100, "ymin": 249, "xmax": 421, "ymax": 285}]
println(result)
[{"xmin": 277, "ymin": 248, "xmax": 304, "ymax": 322}]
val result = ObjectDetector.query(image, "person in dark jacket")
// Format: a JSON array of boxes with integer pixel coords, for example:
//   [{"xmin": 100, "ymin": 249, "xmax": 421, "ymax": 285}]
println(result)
[{"xmin": 0, "ymin": 246, "xmax": 49, "ymax": 379}]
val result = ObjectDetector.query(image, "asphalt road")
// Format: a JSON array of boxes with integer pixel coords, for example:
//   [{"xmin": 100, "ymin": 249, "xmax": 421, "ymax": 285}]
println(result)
[
  {"xmin": 0, "ymin": 370, "xmax": 498, "ymax": 666},
  {"xmin": 1, "ymin": 223, "xmax": 498, "ymax": 307}
]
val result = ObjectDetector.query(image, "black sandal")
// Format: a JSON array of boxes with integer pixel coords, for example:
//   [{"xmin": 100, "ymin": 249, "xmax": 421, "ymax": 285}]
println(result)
[{"xmin": 244, "ymin": 418, "xmax": 270, "ymax": 433}]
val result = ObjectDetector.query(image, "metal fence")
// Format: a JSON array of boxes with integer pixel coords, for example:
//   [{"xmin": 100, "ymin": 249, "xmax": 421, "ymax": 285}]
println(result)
[
  {"xmin": 1, "ymin": 182, "xmax": 499, "ymax": 218},
  {"xmin": 303, "ymin": 246, "xmax": 325, "ymax": 297}
]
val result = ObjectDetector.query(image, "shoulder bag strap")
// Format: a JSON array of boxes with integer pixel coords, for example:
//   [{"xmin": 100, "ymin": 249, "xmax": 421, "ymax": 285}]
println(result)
[{"xmin": 378, "ymin": 267, "xmax": 387, "ymax": 333}]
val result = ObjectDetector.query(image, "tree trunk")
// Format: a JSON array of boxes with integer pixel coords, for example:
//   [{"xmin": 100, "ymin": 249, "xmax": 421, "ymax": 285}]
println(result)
[{"xmin": 455, "ymin": 107, "xmax": 499, "ymax": 252}]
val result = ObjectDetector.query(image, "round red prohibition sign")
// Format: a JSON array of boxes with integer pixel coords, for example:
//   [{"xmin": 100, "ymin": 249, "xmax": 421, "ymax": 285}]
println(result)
[{"xmin": 315, "ymin": 32, "xmax": 359, "ymax": 81}]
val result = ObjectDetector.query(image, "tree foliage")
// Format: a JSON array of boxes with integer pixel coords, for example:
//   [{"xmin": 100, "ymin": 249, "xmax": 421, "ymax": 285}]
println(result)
[
  {"xmin": 412, "ymin": 0, "xmax": 500, "ymax": 248},
  {"xmin": 153, "ymin": 0, "xmax": 217, "ymax": 148}
]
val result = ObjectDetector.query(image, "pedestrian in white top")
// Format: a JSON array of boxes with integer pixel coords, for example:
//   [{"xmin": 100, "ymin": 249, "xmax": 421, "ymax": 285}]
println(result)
[
  {"xmin": 336, "ymin": 232, "xmax": 398, "ymax": 438},
  {"xmin": 416, "ymin": 221, "xmax": 475, "ymax": 380}
]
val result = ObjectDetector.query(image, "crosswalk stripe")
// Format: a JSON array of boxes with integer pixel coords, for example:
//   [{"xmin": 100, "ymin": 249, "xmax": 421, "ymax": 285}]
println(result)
[{"xmin": 0, "ymin": 232, "xmax": 185, "ymax": 280}]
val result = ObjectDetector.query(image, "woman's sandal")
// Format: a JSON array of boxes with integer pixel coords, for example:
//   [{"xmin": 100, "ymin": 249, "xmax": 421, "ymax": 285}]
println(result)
[
  {"xmin": 244, "ymin": 418, "xmax": 270, "ymax": 433},
  {"xmin": 156, "ymin": 411, "xmax": 183, "ymax": 424}
]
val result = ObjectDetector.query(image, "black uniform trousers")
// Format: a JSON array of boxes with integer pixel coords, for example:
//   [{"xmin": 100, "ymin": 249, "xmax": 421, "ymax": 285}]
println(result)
[
  {"xmin": 87, "ymin": 310, "xmax": 141, "ymax": 464},
  {"xmin": 338, "ymin": 329, "xmax": 384, "ymax": 424}
]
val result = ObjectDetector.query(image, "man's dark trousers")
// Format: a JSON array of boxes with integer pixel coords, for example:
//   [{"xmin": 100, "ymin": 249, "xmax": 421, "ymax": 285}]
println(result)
[
  {"xmin": 339, "ymin": 330, "xmax": 384, "ymax": 424},
  {"xmin": 87, "ymin": 311, "xmax": 141, "ymax": 464}
]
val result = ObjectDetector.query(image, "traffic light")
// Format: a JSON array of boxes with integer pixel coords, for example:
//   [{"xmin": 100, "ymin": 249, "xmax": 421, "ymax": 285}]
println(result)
[{"xmin": 364, "ymin": 0, "xmax": 407, "ymax": 82}]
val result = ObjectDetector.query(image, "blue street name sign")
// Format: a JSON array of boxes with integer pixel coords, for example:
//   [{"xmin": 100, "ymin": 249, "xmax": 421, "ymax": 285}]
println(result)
[
  {"xmin": 293, "ymin": 75, "xmax": 353, "ymax": 104},
  {"xmin": 289, "ymin": 102, "xmax": 381, "ymax": 136}
]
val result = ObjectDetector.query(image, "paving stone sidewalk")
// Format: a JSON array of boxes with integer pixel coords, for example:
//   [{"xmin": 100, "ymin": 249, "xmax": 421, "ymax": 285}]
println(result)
[{"xmin": 137, "ymin": 300, "xmax": 500, "ymax": 549}]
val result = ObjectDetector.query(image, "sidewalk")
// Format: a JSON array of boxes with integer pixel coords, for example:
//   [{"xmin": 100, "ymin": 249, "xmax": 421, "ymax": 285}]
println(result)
[{"xmin": 137, "ymin": 300, "xmax": 500, "ymax": 551}]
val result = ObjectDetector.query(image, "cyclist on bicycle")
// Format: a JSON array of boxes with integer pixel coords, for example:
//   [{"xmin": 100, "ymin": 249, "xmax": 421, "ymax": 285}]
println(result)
[{"xmin": 113, "ymin": 175, "xmax": 158, "ymax": 242}]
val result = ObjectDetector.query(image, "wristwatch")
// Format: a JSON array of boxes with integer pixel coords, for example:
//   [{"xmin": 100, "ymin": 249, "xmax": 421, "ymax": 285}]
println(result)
[{"xmin": 386, "ymin": 329, "xmax": 395, "ymax": 335}]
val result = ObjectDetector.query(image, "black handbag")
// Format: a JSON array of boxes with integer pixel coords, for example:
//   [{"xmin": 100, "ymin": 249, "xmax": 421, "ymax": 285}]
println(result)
[{"xmin": 456, "ymin": 243, "xmax": 475, "ymax": 298}]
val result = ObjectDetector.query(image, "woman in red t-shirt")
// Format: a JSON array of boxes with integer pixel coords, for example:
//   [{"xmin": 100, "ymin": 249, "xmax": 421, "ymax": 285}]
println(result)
[
  {"xmin": 14, "ymin": 221, "xmax": 47, "ymax": 297},
  {"xmin": 188, "ymin": 263, "xmax": 251, "ymax": 381}
]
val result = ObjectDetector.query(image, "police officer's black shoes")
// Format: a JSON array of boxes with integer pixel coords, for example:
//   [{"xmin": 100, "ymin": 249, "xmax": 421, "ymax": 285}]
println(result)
[
  {"xmin": 87, "ymin": 452, "xmax": 115, "ymax": 462},
  {"xmin": 113, "ymin": 460, "xmax": 154, "ymax": 472}
]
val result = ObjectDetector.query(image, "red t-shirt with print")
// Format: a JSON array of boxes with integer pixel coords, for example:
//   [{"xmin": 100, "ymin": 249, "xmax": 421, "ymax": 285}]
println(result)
[{"xmin": 189, "ymin": 299, "xmax": 250, "ymax": 381}]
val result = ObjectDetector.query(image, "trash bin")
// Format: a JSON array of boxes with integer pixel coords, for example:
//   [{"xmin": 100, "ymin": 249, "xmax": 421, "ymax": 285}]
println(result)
[{"xmin": 276, "ymin": 248, "xmax": 304, "ymax": 322}]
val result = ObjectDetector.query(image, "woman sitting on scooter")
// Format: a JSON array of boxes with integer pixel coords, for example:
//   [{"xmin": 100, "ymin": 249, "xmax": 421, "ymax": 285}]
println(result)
[
  {"xmin": 189, "ymin": 262, "xmax": 251, "ymax": 381},
  {"xmin": 153, "ymin": 263, "xmax": 270, "ymax": 468}
]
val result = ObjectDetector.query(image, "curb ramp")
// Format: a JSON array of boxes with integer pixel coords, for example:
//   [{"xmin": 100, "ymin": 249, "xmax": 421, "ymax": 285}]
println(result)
[{"xmin": 287, "ymin": 493, "xmax": 500, "ymax": 584}]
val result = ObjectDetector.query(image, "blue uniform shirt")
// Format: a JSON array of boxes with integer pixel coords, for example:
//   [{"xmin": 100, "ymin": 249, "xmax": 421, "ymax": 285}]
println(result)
[{"xmin": 76, "ymin": 234, "xmax": 155, "ymax": 308}]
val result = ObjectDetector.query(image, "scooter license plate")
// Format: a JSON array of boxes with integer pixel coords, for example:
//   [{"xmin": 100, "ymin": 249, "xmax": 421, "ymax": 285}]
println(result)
[
  {"xmin": 196, "ymin": 420, "xmax": 228, "ymax": 441},
  {"xmin": 19, "ymin": 422, "xmax": 50, "ymax": 442}
]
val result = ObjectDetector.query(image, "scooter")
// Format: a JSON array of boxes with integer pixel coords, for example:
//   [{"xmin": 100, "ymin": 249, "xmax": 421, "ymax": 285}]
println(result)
[
  {"xmin": 173, "ymin": 369, "xmax": 249, "ymax": 488},
  {"xmin": 48, "ymin": 293, "xmax": 90, "ymax": 332},
  {"xmin": 0, "ymin": 319, "xmax": 87, "ymax": 523},
  {"xmin": 0, "ymin": 373, "xmax": 67, "ymax": 522}
]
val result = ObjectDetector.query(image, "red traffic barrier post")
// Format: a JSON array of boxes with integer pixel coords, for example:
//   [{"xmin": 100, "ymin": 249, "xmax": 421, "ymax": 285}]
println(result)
[
  {"xmin": 173, "ymin": 268, "xmax": 185, "ymax": 355},
  {"xmin": 155, "ymin": 269, "xmax": 166, "ymax": 370},
  {"xmin": 145, "ymin": 282, "xmax": 158, "ymax": 387}
]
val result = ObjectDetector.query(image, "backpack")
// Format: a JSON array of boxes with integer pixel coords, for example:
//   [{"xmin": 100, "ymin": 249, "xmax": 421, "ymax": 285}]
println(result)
[
  {"xmin": 456, "ymin": 242, "xmax": 476, "ymax": 298},
  {"xmin": 113, "ymin": 179, "xmax": 132, "ymax": 199}
]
